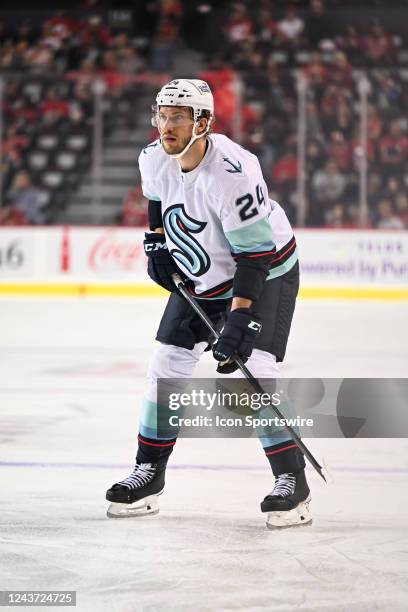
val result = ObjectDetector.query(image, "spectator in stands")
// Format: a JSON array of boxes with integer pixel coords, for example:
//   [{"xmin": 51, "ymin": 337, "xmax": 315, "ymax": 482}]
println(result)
[
  {"xmin": 302, "ymin": 53, "xmax": 328, "ymax": 103},
  {"xmin": 325, "ymin": 203, "xmax": 356, "ymax": 229},
  {"xmin": 271, "ymin": 139, "xmax": 298, "ymax": 208},
  {"xmin": 265, "ymin": 60, "xmax": 288, "ymax": 113},
  {"xmin": 348, "ymin": 204, "xmax": 372, "ymax": 229},
  {"xmin": 45, "ymin": 10, "xmax": 73, "ymax": 41},
  {"xmin": 9, "ymin": 93, "xmax": 39, "ymax": 132},
  {"xmin": 262, "ymin": 110, "xmax": 290, "ymax": 169},
  {"xmin": 328, "ymin": 51, "xmax": 353, "ymax": 88},
  {"xmin": 371, "ymin": 70, "xmax": 403, "ymax": 114},
  {"xmin": 305, "ymin": 140, "xmax": 325, "ymax": 177},
  {"xmin": 311, "ymin": 159, "xmax": 347, "ymax": 206},
  {"xmin": 366, "ymin": 173, "xmax": 383, "ymax": 210},
  {"xmin": 116, "ymin": 43, "xmax": 144, "ymax": 75},
  {"xmin": 24, "ymin": 40, "xmax": 55, "ymax": 71},
  {"xmin": 242, "ymin": 51, "xmax": 267, "ymax": 101},
  {"xmin": 16, "ymin": 20, "xmax": 37, "ymax": 46},
  {"xmin": 7, "ymin": 171, "xmax": 45, "ymax": 225},
  {"xmin": 79, "ymin": 15, "xmax": 111, "ymax": 49},
  {"xmin": 366, "ymin": 104, "xmax": 383, "ymax": 142},
  {"xmin": 241, "ymin": 101, "xmax": 266, "ymax": 162},
  {"xmin": 336, "ymin": 25, "xmax": 364, "ymax": 67},
  {"xmin": 151, "ymin": 0, "xmax": 183, "ymax": 71},
  {"xmin": 40, "ymin": 21, "xmax": 65, "ymax": 54},
  {"xmin": 363, "ymin": 20, "xmax": 395, "ymax": 67},
  {"xmin": 272, "ymin": 142, "xmax": 298, "ymax": 186},
  {"xmin": 199, "ymin": 57, "xmax": 238, "ymax": 133},
  {"xmin": 394, "ymin": 192, "xmax": 408, "ymax": 228},
  {"xmin": 320, "ymin": 85, "xmax": 353, "ymax": 135},
  {"xmin": 100, "ymin": 50, "xmax": 124, "ymax": 89},
  {"xmin": 276, "ymin": 5, "xmax": 304, "ymax": 50},
  {"xmin": 351, "ymin": 126, "xmax": 376, "ymax": 169},
  {"xmin": 121, "ymin": 186, "xmax": 148, "ymax": 227},
  {"xmin": 0, "ymin": 205, "xmax": 28, "ymax": 226},
  {"xmin": 378, "ymin": 118, "xmax": 408, "ymax": 178},
  {"xmin": 67, "ymin": 58, "xmax": 97, "ymax": 95},
  {"xmin": 41, "ymin": 87, "xmax": 70, "ymax": 118},
  {"xmin": 2, "ymin": 126, "xmax": 29, "ymax": 169},
  {"xmin": 254, "ymin": 7, "xmax": 278, "ymax": 56},
  {"xmin": 71, "ymin": 76, "xmax": 94, "ymax": 119},
  {"xmin": 382, "ymin": 176, "xmax": 402, "ymax": 203},
  {"xmin": 202, "ymin": 71, "xmax": 237, "ymax": 136},
  {"xmin": 304, "ymin": 0, "xmax": 333, "ymax": 47},
  {"xmin": 160, "ymin": 0, "xmax": 182, "ymax": 29},
  {"xmin": 327, "ymin": 131, "xmax": 351, "ymax": 172},
  {"xmin": 375, "ymin": 198, "xmax": 404, "ymax": 229},
  {"xmin": 305, "ymin": 101, "xmax": 324, "ymax": 144},
  {"xmin": 224, "ymin": 2, "xmax": 254, "ymax": 46},
  {"xmin": 0, "ymin": 40, "xmax": 22, "ymax": 70}
]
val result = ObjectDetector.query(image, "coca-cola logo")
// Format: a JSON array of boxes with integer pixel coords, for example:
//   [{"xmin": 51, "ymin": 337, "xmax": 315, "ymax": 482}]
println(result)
[{"xmin": 88, "ymin": 230, "xmax": 145, "ymax": 271}]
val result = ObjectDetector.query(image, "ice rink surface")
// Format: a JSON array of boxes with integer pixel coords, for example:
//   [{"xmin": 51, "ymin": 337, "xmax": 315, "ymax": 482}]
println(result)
[{"xmin": 1, "ymin": 296, "xmax": 408, "ymax": 612}]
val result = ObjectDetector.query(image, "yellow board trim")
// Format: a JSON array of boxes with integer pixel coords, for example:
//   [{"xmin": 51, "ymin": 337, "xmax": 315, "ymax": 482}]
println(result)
[
  {"xmin": 299, "ymin": 287, "xmax": 408, "ymax": 300},
  {"xmin": 0, "ymin": 283, "xmax": 166, "ymax": 297},
  {"xmin": 0, "ymin": 283, "xmax": 408, "ymax": 300}
]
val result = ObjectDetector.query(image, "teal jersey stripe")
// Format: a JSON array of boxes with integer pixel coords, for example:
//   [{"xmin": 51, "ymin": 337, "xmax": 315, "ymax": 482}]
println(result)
[
  {"xmin": 196, "ymin": 288, "xmax": 233, "ymax": 301},
  {"xmin": 195, "ymin": 250, "xmax": 298, "ymax": 301},
  {"xmin": 139, "ymin": 423, "xmax": 159, "ymax": 439},
  {"xmin": 230, "ymin": 240, "xmax": 276, "ymax": 255},
  {"xmin": 140, "ymin": 398, "xmax": 159, "ymax": 430},
  {"xmin": 139, "ymin": 397, "xmax": 179, "ymax": 440},
  {"xmin": 224, "ymin": 216, "xmax": 276, "ymax": 253},
  {"xmin": 266, "ymin": 248, "xmax": 298, "ymax": 280}
]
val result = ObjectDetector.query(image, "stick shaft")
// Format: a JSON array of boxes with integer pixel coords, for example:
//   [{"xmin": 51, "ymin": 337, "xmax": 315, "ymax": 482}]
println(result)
[{"xmin": 172, "ymin": 274, "xmax": 326, "ymax": 482}]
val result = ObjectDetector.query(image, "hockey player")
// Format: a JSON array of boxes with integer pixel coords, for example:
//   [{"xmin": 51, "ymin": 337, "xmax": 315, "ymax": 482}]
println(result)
[{"xmin": 106, "ymin": 79, "xmax": 311, "ymax": 528}]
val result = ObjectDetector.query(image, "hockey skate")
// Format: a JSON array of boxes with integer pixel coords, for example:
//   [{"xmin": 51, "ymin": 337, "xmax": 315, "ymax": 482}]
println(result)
[
  {"xmin": 261, "ymin": 469, "xmax": 312, "ymax": 529},
  {"xmin": 106, "ymin": 462, "xmax": 166, "ymax": 518}
]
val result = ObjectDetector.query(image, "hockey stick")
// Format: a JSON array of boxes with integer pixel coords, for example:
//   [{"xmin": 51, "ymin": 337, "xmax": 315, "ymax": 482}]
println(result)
[{"xmin": 172, "ymin": 273, "xmax": 327, "ymax": 483}]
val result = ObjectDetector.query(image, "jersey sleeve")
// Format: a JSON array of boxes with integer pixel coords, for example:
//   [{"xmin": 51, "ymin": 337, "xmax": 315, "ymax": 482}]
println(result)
[
  {"xmin": 138, "ymin": 141, "xmax": 161, "ymax": 202},
  {"xmin": 220, "ymin": 172, "xmax": 276, "ymax": 302},
  {"xmin": 220, "ymin": 175, "xmax": 276, "ymax": 258}
]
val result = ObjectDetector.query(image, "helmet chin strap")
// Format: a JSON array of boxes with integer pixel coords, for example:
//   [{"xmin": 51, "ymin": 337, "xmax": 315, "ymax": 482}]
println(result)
[{"xmin": 161, "ymin": 122, "xmax": 210, "ymax": 160}]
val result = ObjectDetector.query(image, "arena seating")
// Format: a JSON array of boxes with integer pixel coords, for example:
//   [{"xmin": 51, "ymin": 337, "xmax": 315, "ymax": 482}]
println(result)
[{"xmin": 0, "ymin": 1, "xmax": 407, "ymax": 227}]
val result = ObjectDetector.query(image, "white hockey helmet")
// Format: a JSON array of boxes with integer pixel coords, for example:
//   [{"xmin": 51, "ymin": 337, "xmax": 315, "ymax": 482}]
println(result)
[
  {"xmin": 155, "ymin": 78, "xmax": 214, "ymax": 120},
  {"xmin": 153, "ymin": 78, "xmax": 214, "ymax": 158}
]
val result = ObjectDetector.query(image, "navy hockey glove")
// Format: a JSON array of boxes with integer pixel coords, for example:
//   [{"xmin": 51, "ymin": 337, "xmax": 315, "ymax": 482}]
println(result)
[
  {"xmin": 212, "ymin": 308, "xmax": 262, "ymax": 374},
  {"xmin": 143, "ymin": 232, "xmax": 186, "ymax": 292}
]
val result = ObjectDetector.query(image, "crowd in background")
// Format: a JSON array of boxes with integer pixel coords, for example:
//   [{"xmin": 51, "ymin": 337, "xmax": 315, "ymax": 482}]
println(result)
[
  {"xmin": 0, "ymin": 0, "xmax": 407, "ymax": 228},
  {"xmin": 0, "ymin": 6, "xmax": 146, "ymax": 225},
  {"xmin": 200, "ymin": 0, "xmax": 408, "ymax": 229}
]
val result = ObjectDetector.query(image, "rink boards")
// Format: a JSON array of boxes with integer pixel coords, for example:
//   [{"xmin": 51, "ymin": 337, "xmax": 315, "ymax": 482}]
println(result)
[{"xmin": 0, "ymin": 226, "xmax": 407, "ymax": 299}]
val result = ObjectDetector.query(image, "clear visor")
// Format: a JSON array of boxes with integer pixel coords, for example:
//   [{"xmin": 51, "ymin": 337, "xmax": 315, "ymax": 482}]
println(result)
[{"xmin": 151, "ymin": 105, "xmax": 195, "ymax": 129}]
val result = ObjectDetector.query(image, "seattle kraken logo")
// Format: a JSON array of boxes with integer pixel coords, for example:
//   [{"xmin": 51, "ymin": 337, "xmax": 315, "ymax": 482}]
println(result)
[{"xmin": 163, "ymin": 204, "xmax": 210, "ymax": 276}]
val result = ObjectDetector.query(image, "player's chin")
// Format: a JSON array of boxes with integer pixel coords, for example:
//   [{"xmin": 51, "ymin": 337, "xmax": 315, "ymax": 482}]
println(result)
[{"xmin": 162, "ymin": 139, "xmax": 184, "ymax": 154}]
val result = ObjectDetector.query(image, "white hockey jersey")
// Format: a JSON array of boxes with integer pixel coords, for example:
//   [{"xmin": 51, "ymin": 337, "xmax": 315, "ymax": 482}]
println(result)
[{"xmin": 138, "ymin": 133, "xmax": 298, "ymax": 299}]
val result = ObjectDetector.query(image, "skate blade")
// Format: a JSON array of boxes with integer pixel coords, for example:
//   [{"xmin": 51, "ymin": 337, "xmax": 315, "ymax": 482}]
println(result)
[
  {"xmin": 107, "ymin": 492, "xmax": 162, "ymax": 519},
  {"xmin": 265, "ymin": 497, "xmax": 312, "ymax": 530}
]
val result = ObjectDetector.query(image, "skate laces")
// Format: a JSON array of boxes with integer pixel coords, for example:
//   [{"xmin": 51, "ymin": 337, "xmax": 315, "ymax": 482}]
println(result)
[
  {"xmin": 118, "ymin": 463, "xmax": 156, "ymax": 490},
  {"xmin": 271, "ymin": 473, "xmax": 296, "ymax": 497}
]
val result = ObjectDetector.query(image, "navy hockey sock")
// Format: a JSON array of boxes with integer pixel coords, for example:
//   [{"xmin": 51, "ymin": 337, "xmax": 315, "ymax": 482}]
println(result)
[
  {"xmin": 264, "ymin": 440, "xmax": 306, "ymax": 476},
  {"xmin": 136, "ymin": 433, "xmax": 177, "ymax": 465}
]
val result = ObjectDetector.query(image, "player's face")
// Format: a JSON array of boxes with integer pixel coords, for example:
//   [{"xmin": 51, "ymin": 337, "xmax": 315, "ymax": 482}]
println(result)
[{"xmin": 156, "ymin": 107, "xmax": 195, "ymax": 155}]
